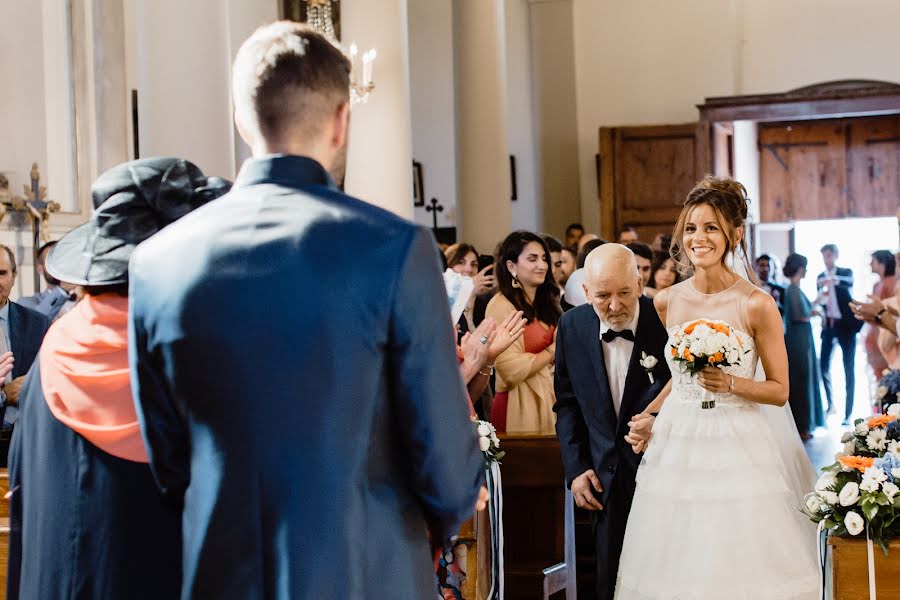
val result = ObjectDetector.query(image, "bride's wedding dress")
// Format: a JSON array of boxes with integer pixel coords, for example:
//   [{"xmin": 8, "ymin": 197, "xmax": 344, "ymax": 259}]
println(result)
[{"xmin": 615, "ymin": 278, "xmax": 820, "ymax": 600}]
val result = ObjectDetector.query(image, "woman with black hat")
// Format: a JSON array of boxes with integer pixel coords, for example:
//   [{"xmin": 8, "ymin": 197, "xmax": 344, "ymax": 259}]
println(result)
[{"xmin": 6, "ymin": 158, "xmax": 229, "ymax": 599}]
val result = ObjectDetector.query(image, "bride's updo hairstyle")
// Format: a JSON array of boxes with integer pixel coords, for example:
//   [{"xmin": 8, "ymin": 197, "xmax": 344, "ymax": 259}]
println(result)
[{"xmin": 670, "ymin": 175, "xmax": 756, "ymax": 283}]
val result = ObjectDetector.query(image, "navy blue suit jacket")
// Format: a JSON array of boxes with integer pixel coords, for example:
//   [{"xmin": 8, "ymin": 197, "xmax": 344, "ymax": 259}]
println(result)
[
  {"xmin": 128, "ymin": 156, "xmax": 483, "ymax": 599},
  {"xmin": 0, "ymin": 301, "xmax": 51, "ymax": 425},
  {"xmin": 553, "ymin": 296, "xmax": 670, "ymax": 495},
  {"xmin": 816, "ymin": 267, "xmax": 862, "ymax": 334}
]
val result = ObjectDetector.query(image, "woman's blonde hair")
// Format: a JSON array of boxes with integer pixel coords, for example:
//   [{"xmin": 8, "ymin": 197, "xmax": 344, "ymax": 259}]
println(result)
[{"xmin": 670, "ymin": 175, "xmax": 756, "ymax": 283}]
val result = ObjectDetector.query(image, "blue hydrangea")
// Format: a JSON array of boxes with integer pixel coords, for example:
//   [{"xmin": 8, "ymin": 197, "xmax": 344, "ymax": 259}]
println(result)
[
  {"xmin": 875, "ymin": 453, "xmax": 899, "ymax": 482},
  {"xmin": 881, "ymin": 369, "xmax": 900, "ymax": 393}
]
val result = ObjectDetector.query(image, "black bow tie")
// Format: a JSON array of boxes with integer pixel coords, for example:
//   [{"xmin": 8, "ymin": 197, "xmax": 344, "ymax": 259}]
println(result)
[{"xmin": 602, "ymin": 328, "xmax": 635, "ymax": 344}]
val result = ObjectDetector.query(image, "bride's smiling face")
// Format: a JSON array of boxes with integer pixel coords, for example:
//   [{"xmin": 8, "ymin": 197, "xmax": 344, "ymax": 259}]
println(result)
[{"xmin": 683, "ymin": 203, "xmax": 734, "ymax": 269}]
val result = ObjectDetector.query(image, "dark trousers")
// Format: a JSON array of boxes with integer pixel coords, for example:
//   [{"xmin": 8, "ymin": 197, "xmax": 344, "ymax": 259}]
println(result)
[
  {"xmin": 820, "ymin": 326, "xmax": 856, "ymax": 419},
  {"xmin": 592, "ymin": 468, "xmax": 636, "ymax": 600}
]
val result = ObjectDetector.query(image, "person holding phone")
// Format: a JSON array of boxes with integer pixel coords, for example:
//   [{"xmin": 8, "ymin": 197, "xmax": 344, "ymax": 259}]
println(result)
[{"xmin": 444, "ymin": 243, "xmax": 496, "ymax": 337}]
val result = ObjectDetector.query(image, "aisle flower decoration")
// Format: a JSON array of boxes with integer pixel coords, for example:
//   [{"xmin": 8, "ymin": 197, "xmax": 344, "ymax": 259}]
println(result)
[
  {"xmin": 875, "ymin": 368, "xmax": 900, "ymax": 414},
  {"xmin": 474, "ymin": 418, "xmax": 504, "ymax": 467},
  {"xmin": 802, "ymin": 407, "xmax": 900, "ymax": 553},
  {"xmin": 668, "ymin": 319, "xmax": 749, "ymax": 409}
]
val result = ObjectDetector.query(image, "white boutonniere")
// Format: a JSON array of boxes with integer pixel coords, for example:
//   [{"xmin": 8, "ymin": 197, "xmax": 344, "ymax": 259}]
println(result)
[{"xmin": 640, "ymin": 352, "xmax": 658, "ymax": 384}]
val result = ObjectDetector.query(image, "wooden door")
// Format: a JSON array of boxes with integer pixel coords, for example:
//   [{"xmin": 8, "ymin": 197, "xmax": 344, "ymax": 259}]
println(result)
[
  {"xmin": 847, "ymin": 116, "xmax": 900, "ymax": 218},
  {"xmin": 598, "ymin": 123, "xmax": 711, "ymax": 243},
  {"xmin": 759, "ymin": 120, "xmax": 848, "ymax": 222}
]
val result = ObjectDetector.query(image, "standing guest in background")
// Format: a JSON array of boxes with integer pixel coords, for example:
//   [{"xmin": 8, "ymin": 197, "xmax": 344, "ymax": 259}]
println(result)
[
  {"xmin": 756, "ymin": 254, "xmax": 786, "ymax": 314},
  {"xmin": 7, "ymin": 157, "xmax": 230, "ymax": 600},
  {"xmin": 0, "ymin": 245, "xmax": 50, "ymax": 467},
  {"xmin": 487, "ymin": 231, "xmax": 561, "ymax": 433},
  {"xmin": 651, "ymin": 233, "xmax": 672, "ymax": 254},
  {"xmin": 128, "ymin": 23, "xmax": 486, "ymax": 599},
  {"xmin": 18, "ymin": 241, "xmax": 76, "ymax": 321},
  {"xmin": 565, "ymin": 222, "xmax": 585, "ymax": 249},
  {"xmin": 644, "ymin": 252, "xmax": 679, "ymax": 299},
  {"xmin": 554, "ymin": 244, "xmax": 670, "ymax": 600},
  {"xmin": 782, "ymin": 253, "xmax": 825, "ymax": 441},
  {"xmin": 626, "ymin": 242, "xmax": 653, "ymax": 288},
  {"xmin": 577, "ymin": 233, "xmax": 600, "ymax": 254},
  {"xmin": 817, "ymin": 243, "xmax": 862, "ymax": 424},
  {"xmin": 864, "ymin": 249, "xmax": 897, "ymax": 382},
  {"xmin": 560, "ymin": 246, "xmax": 576, "ymax": 286},
  {"xmin": 565, "ymin": 238, "xmax": 608, "ymax": 309},
  {"xmin": 444, "ymin": 242, "xmax": 495, "ymax": 338},
  {"xmin": 542, "ymin": 234, "xmax": 566, "ymax": 289},
  {"xmin": 618, "ymin": 226, "xmax": 639, "ymax": 244}
]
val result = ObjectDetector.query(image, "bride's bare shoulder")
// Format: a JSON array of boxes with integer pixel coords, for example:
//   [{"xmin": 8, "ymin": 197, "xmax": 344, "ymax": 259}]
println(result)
[{"xmin": 654, "ymin": 285, "xmax": 672, "ymax": 321}]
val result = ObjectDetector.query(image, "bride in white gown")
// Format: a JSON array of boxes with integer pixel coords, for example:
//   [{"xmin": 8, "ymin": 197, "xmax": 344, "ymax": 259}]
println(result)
[{"xmin": 614, "ymin": 176, "xmax": 819, "ymax": 600}]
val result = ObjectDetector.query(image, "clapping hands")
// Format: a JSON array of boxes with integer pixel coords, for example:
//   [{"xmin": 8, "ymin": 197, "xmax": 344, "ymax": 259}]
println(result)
[{"xmin": 625, "ymin": 412, "xmax": 655, "ymax": 454}]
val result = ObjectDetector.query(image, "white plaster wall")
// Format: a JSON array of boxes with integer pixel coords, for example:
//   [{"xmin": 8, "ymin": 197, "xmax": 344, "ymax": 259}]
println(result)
[
  {"xmin": 407, "ymin": 0, "xmax": 457, "ymax": 229},
  {"xmin": 571, "ymin": 0, "xmax": 900, "ymax": 232}
]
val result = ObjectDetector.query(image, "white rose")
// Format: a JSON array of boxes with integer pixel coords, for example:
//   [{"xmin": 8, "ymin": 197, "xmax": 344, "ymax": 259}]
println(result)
[
  {"xmin": 844, "ymin": 511, "xmax": 865, "ymax": 536},
  {"xmin": 815, "ymin": 472, "xmax": 838, "ymax": 492},
  {"xmin": 844, "ymin": 441, "xmax": 856, "ymax": 455},
  {"xmin": 820, "ymin": 491, "xmax": 839, "ymax": 505},
  {"xmin": 839, "ymin": 482, "xmax": 860, "ymax": 507},
  {"xmin": 867, "ymin": 429, "xmax": 888, "ymax": 451},
  {"xmin": 479, "ymin": 436, "xmax": 491, "ymax": 452},
  {"xmin": 888, "ymin": 404, "xmax": 900, "ymax": 417},
  {"xmin": 877, "ymin": 385, "xmax": 889, "ymax": 400},
  {"xmin": 882, "ymin": 481, "xmax": 900, "ymax": 502},
  {"xmin": 840, "ymin": 431, "xmax": 853, "ymax": 443},
  {"xmin": 804, "ymin": 494, "xmax": 821, "ymax": 513},
  {"xmin": 477, "ymin": 423, "xmax": 491, "ymax": 437},
  {"xmin": 855, "ymin": 421, "xmax": 870, "ymax": 436}
]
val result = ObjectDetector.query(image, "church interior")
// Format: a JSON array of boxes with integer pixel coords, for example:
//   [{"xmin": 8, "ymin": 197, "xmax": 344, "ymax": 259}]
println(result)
[{"xmin": 2, "ymin": 1, "xmax": 900, "ymax": 599}]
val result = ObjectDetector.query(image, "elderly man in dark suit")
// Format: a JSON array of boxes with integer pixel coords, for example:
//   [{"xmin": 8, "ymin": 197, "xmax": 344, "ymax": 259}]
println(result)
[
  {"xmin": 817, "ymin": 243, "xmax": 862, "ymax": 425},
  {"xmin": 554, "ymin": 244, "xmax": 671, "ymax": 600},
  {"xmin": 0, "ymin": 244, "xmax": 51, "ymax": 466},
  {"xmin": 128, "ymin": 22, "xmax": 485, "ymax": 599}
]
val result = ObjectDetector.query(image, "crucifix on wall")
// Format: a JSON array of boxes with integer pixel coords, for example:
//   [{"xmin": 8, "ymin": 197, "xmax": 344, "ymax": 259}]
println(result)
[{"xmin": 0, "ymin": 163, "xmax": 61, "ymax": 291}]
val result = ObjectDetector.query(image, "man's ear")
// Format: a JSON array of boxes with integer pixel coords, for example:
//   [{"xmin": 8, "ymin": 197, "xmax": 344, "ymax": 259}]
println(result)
[{"xmin": 331, "ymin": 101, "xmax": 350, "ymax": 149}]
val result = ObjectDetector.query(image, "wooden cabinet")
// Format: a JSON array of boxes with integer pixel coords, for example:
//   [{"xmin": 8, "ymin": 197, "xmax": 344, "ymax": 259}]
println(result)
[
  {"xmin": 598, "ymin": 123, "xmax": 711, "ymax": 242},
  {"xmin": 759, "ymin": 115, "xmax": 900, "ymax": 223}
]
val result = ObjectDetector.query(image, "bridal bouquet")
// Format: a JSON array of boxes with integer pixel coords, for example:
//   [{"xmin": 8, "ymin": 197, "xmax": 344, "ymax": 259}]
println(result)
[
  {"xmin": 803, "ymin": 408, "xmax": 900, "ymax": 553},
  {"xmin": 668, "ymin": 319, "xmax": 747, "ymax": 409},
  {"xmin": 474, "ymin": 418, "xmax": 504, "ymax": 467},
  {"xmin": 875, "ymin": 368, "xmax": 900, "ymax": 414}
]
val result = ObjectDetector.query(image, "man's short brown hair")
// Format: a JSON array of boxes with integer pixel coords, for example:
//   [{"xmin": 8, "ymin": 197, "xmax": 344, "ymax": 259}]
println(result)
[{"xmin": 232, "ymin": 22, "xmax": 351, "ymax": 145}]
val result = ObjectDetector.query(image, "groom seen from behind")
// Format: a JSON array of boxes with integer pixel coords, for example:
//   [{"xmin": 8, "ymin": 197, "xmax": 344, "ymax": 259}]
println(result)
[{"xmin": 553, "ymin": 244, "xmax": 671, "ymax": 600}]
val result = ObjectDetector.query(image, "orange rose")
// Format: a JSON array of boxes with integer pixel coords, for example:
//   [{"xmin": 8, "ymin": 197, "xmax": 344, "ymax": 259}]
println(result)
[
  {"xmin": 682, "ymin": 348, "xmax": 693, "ymax": 361},
  {"xmin": 671, "ymin": 347, "xmax": 679, "ymax": 357},
  {"xmin": 838, "ymin": 455, "xmax": 875, "ymax": 473},
  {"xmin": 710, "ymin": 352, "xmax": 724, "ymax": 364},
  {"xmin": 867, "ymin": 415, "xmax": 896, "ymax": 429}
]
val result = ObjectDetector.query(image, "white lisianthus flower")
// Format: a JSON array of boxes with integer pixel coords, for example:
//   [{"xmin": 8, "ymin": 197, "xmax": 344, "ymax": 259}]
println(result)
[
  {"xmin": 855, "ymin": 421, "xmax": 870, "ymax": 436},
  {"xmin": 477, "ymin": 423, "xmax": 491, "ymax": 437},
  {"xmin": 840, "ymin": 431, "xmax": 854, "ymax": 443},
  {"xmin": 815, "ymin": 472, "xmax": 838, "ymax": 492},
  {"xmin": 844, "ymin": 441, "xmax": 856, "ymax": 455},
  {"xmin": 479, "ymin": 436, "xmax": 491, "ymax": 452},
  {"xmin": 839, "ymin": 481, "xmax": 861, "ymax": 507},
  {"xmin": 844, "ymin": 511, "xmax": 865, "ymax": 536},
  {"xmin": 820, "ymin": 491, "xmax": 839, "ymax": 505},
  {"xmin": 888, "ymin": 403, "xmax": 900, "ymax": 417},
  {"xmin": 883, "ymin": 481, "xmax": 900, "ymax": 502},
  {"xmin": 876, "ymin": 385, "xmax": 889, "ymax": 400},
  {"xmin": 867, "ymin": 429, "xmax": 888, "ymax": 451},
  {"xmin": 726, "ymin": 349, "xmax": 738, "ymax": 364}
]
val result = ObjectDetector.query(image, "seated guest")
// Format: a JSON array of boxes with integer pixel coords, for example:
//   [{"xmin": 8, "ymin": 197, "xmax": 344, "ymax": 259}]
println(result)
[
  {"xmin": 644, "ymin": 252, "xmax": 679, "ymax": 299},
  {"xmin": 565, "ymin": 238, "xmax": 607, "ymax": 309},
  {"xmin": 782, "ymin": 253, "xmax": 825, "ymax": 440},
  {"xmin": 618, "ymin": 226, "xmax": 638, "ymax": 244},
  {"xmin": 7, "ymin": 157, "xmax": 230, "ymax": 600},
  {"xmin": 444, "ymin": 242, "xmax": 495, "ymax": 337},
  {"xmin": 626, "ymin": 242, "xmax": 653, "ymax": 288},
  {"xmin": 18, "ymin": 241, "xmax": 76, "ymax": 321},
  {"xmin": 565, "ymin": 222, "xmax": 585, "ymax": 249},
  {"xmin": 487, "ymin": 231, "xmax": 561, "ymax": 433},
  {"xmin": 756, "ymin": 254, "xmax": 786, "ymax": 313},
  {"xmin": 0, "ymin": 244, "xmax": 51, "ymax": 466}
]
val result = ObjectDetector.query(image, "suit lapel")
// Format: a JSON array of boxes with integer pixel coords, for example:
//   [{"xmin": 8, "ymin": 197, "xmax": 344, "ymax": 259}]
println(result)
[
  {"xmin": 7, "ymin": 303, "xmax": 23, "ymax": 379},
  {"xmin": 582, "ymin": 309, "xmax": 615, "ymax": 421}
]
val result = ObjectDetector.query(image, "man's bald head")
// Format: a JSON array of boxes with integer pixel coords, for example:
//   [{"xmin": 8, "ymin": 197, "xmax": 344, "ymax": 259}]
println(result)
[{"xmin": 583, "ymin": 244, "xmax": 643, "ymax": 330}]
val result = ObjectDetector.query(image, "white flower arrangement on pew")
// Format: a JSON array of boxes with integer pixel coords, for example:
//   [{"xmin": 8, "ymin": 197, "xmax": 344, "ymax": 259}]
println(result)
[
  {"xmin": 802, "ymin": 405, "xmax": 900, "ymax": 554},
  {"xmin": 473, "ymin": 418, "xmax": 504, "ymax": 467}
]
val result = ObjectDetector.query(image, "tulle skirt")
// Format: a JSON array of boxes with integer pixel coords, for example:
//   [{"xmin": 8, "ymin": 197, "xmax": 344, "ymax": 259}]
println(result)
[{"xmin": 614, "ymin": 390, "xmax": 820, "ymax": 600}]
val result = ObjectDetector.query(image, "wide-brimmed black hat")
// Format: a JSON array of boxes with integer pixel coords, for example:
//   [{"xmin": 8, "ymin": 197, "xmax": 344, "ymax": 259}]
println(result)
[{"xmin": 46, "ymin": 157, "xmax": 230, "ymax": 287}]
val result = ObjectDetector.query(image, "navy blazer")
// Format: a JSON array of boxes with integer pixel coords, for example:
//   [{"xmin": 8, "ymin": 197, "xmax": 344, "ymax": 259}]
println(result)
[
  {"xmin": 0, "ymin": 301, "xmax": 51, "ymax": 427},
  {"xmin": 553, "ymin": 296, "xmax": 671, "ymax": 497},
  {"xmin": 128, "ymin": 156, "xmax": 484, "ymax": 600},
  {"xmin": 816, "ymin": 267, "xmax": 862, "ymax": 333}
]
